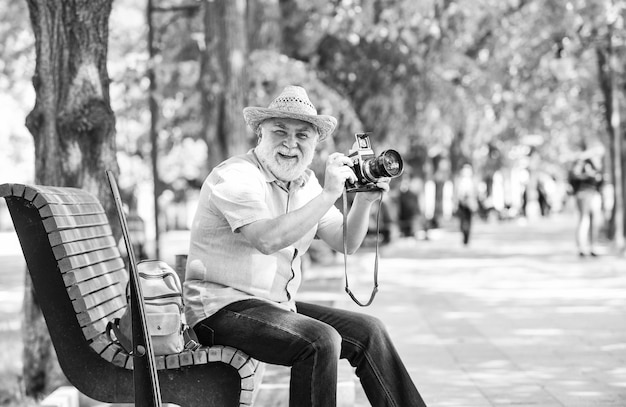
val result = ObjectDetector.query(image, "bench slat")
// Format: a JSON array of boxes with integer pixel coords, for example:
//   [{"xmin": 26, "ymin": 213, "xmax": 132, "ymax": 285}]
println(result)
[
  {"xmin": 26, "ymin": 185, "xmax": 85, "ymax": 196},
  {"xmin": 33, "ymin": 189, "xmax": 100, "ymax": 208},
  {"xmin": 112, "ymin": 350, "xmax": 129, "ymax": 368},
  {"xmin": 230, "ymin": 350, "xmax": 249, "ymax": 370},
  {"xmin": 11, "ymin": 184, "xmax": 26, "ymax": 198},
  {"xmin": 0, "ymin": 184, "xmax": 75, "ymax": 202},
  {"xmin": 23, "ymin": 185, "xmax": 39, "ymax": 201},
  {"xmin": 72, "ymin": 284, "xmax": 125, "ymax": 314},
  {"xmin": 67, "ymin": 269, "xmax": 127, "ymax": 300},
  {"xmin": 179, "ymin": 351, "xmax": 194, "ymax": 367},
  {"xmin": 58, "ymin": 247, "xmax": 120, "ymax": 273},
  {"xmin": 193, "ymin": 349, "xmax": 208, "ymax": 364},
  {"xmin": 53, "ymin": 236, "xmax": 117, "ymax": 260},
  {"xmin": 166, "ymin": 354, "xmax": 181, "ymax": 369},
  {"xmin": 82, "ymin": 308, "xmax": 125, "ymax": 341},
  {"xmin": 63, "ymin": 258, "xmax": 126, "ymax": 285},
  {"xmin": 49, "ymin": 224, "xmax": 113, "ymax": 247},
  {"xmin": 43, "ymin": 213, "xmax": 109, "ymax": 232},
  {"xmin": 89, "ymin": 332, "xmax": 113, "ymax": 354},
  {"xmin": 76, "ymin": 296, "xmax": 126, "ymax": 327},
  {"xmin": 90, "ymin": 334, "xmax": 131, "ymax": 368},
  {"xmin": 82, "ymin": 320, "xmax": 105, "ymax": 342},
  {"xmin": 39, "ymin": 202, "xmax": 105, "ymax": 218},
  {"xmin": 0, "ymin": 183, "xmax": 13, "ymax": 197},
  {"xmin": 100, "ymin": 343, "xmax": 123, "ymax": 364}
]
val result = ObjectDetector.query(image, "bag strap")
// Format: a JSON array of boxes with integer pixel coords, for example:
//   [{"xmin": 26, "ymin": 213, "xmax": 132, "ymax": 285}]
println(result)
[
  {"xmin": 106, "ymin": 318, "xmax": 133, "ymax": 354},
  {"xmin": 183, "ymin": 326, "xmax": 201, "ymax": 351}
]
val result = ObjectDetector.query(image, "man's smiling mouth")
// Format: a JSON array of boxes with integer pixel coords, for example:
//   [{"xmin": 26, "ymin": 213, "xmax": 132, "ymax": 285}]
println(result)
[{"xmin": 278, "ymin": 152, "xmax": 299, "ymax": 160}]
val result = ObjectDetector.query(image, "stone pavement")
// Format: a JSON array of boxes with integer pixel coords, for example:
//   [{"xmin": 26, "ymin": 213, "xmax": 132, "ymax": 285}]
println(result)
[
  {"xmin": 2, "ymin": 209, "xmax": 625, "ymax": 406},
  {"xmin": 298, "ymin": 211, "xmax": 626, "ymax": 406}
]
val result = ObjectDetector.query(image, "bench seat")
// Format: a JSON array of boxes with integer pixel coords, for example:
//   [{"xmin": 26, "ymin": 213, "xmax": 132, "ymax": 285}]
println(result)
[{"xmin": 1, "ymin": 183, "xmax": 263, "ymax": 406}]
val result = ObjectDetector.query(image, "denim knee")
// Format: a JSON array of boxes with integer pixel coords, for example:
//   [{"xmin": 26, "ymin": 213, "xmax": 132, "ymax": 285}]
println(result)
[
  {"xmin": 353, "ymin": 314, "xmax": 394, "ymax": 353},
  {"xmin": 300, "ymin": 323, "xmax": 342, "ymax": 362},
  {"xmin": 361, "ymin": 314, "xmax": 388, "ymax": 337}
]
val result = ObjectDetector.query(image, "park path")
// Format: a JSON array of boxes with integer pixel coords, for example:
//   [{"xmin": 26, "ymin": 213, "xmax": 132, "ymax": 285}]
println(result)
[
  {"xmin": 1, "ymin": 209, "xmax": 625, "ymax": 406},
  {"xmin": 299, "ymin": 210, "xmax": 626, "ymax": 406}
]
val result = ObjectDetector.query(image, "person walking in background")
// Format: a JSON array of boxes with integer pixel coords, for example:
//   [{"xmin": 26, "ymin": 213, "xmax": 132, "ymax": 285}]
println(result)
[
  {"xmin": 397, "ymin": 176, "xmax": 419, "ymax": 238},
  {"xmin": 117, "ymin": 196, "xmax": 148, "ymax": 264},
  {"xmin": 568, "ymin": 145, "xmax": 605, "ymax": 257},
  {"xmin": 537, "ymin": 179, "xmax": 551, "ymax": 217},
  {"xmin": 454, "ymin": 163, "xmax": 479, "ymax": 246},
  {"xmin": 127, "ymin": 207, "xmax": 148, "ymax": 260}
]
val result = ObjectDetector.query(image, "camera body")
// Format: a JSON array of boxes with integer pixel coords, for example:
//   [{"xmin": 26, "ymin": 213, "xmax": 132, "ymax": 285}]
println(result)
[{"xmin": 346, "ymin": 133, "xmax": 404, "ymax": 193}]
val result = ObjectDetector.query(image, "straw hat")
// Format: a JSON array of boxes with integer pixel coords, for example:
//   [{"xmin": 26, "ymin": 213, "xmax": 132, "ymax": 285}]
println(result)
[{"xmin": 243, "ymin": 86, "xmax": 337, "ymax": 140}]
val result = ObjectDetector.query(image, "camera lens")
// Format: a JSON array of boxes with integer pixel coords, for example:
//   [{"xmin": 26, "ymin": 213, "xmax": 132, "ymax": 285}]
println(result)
[{"xmin": 365, "ymin": 149, "xmax": 404, "ymax": 180}]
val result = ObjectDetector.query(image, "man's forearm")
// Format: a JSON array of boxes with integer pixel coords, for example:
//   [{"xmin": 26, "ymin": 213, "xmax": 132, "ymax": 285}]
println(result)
[
  {"xmin": 239, "ymin": 191, "xmax": 338, "ymax": 254},
  {"xmin": 344, "ymin": 197, "xmax": 376, "ymax": 253},
  {"xmin": 319, "ymin": 195, "xmax": 375, "ymax": 254}
]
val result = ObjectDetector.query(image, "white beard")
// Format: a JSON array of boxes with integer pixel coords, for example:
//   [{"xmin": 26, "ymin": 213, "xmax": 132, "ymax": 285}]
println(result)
[{"xmin": 255, "ymin": 141, "xmax": 314, "ymax": 182}]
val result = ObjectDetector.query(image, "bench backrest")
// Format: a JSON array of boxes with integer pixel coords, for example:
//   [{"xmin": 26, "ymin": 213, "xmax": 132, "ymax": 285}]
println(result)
[{"xmin": 0, "ymin": 184, "xmax": 129, "ymax": 352}]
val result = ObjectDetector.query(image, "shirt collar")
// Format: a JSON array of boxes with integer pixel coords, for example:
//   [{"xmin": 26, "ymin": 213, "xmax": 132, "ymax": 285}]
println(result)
[{"xmin": 248, "ymin": 149, "xmax": 309, "ymax": 189}]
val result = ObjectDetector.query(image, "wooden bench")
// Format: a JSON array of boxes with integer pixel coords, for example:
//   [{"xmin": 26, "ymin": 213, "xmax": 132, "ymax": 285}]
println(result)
[{"xmin": 0, "ymin": 183, "xmax": 263, "ymax": 407}]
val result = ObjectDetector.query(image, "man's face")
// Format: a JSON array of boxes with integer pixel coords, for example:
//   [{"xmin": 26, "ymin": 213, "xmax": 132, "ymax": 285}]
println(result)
[{"xmin": 255, "ymin": 118, "xmax": 319, "ymax": 182}]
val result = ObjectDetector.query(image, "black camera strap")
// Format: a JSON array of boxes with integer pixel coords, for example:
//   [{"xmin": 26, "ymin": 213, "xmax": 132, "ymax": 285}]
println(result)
[{"xmin": 342, "ymin": 190, "xmax": 382, "ymax": 307}]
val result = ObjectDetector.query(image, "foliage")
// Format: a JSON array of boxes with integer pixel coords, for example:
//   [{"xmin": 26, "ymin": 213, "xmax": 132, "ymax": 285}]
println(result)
[
  {"xmin": 0, "ymin": 1, "xmax": 35, "ymax": 185},
  {"xmin": 109, "ymin": 0, "xmax": 205, "ymax": 192},
  {"xmin": 3, "ymin": 0, "xmax": 625, "ymax": 188},
  {"xmin": 277, "ymin": 0, "xmax": 618, "ymax": 181}
]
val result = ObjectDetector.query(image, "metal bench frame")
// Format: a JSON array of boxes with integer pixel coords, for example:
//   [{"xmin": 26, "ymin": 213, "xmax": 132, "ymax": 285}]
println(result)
[{"xmin": 1, "ymin": 183, "xmax": 262, "ymax": 406}]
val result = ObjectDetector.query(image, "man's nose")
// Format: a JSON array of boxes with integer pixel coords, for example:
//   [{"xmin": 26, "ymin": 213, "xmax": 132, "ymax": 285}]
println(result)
[{"xmin": 284, "ymin": 134, "xmax": 298, "ymax": 148}]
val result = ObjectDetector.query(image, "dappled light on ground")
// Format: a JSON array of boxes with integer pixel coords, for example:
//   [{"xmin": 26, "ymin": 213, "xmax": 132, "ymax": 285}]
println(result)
[{"xmin": 326, "ymin": 213, "xmax": 626, "ymax": 406}]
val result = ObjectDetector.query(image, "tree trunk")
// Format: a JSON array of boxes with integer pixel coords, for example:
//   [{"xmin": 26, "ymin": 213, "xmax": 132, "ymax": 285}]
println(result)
[
  {"xmin": 247, "ymin": 0, "xmax": 281, "ymax": 52},
  {"xmin": 200, "ymin": 0, "xmax": 249, "ymax": 171},
  {"xmin": 595, "ymin": 25, "xmax": 624, "ymax": 251},
  {"xmin": 613, "ymin": 89, "xmax": 625, "ymax": 252},
  {"xmin": 24, "ymin": 0, "xmax": 118, "ymax": 398}
]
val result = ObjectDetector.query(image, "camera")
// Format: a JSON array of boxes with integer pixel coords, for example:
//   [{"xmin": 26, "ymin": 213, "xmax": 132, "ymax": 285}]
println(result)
[{"xmin": 345, "ymin": 133, "xmax": 404, "ymax": 193}]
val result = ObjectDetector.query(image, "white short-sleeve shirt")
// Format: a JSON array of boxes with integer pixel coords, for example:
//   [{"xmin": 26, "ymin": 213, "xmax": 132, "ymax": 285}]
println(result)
[{"xmin": 183, "ymin": 149, "xmax": 343, "ymax": 328}]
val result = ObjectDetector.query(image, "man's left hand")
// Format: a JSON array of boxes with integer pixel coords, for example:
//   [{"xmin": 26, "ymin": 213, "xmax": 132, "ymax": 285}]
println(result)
[{"xmin": 355, "ymin": 178, "xmax": 391, "ymax": 203}]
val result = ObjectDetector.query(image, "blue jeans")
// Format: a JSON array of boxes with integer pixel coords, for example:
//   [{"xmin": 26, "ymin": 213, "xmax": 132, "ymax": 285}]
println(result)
[{"xmin": 193, "ymin": 299, "xmax": 427, "ymax": 407}]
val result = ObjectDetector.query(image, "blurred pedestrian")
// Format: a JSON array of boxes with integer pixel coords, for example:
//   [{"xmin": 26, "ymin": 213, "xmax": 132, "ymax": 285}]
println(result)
[
  {"xmin": 368, "ymin": 198, "xmax": 393, "ymax": 245},
  {"xmin": 127, "ymin": 207, "xmax": 148, "ymax": 260},
  {"xmin": 117, "ymin": 201, "xmax": 148, "ymax": 259},
  {"xmin": 397, "ymin": 176, "xmax": 419, "ymax": 238},
  {"xmin": 537, "ymin": 179, "xmax": 551, "ymax": 217},
  {"xmin": 567, "ymin": 145, "xmax": 605, "ymax": 257},
  {"xmin": 454, "ymin": 164, "xmax": 479, "ymax": 246}
]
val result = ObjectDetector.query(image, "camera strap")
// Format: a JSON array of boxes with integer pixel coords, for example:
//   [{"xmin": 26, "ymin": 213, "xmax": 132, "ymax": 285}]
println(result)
[{"xmin": 342, "ymin": 190, "xmax": 382, "ymax": 307}]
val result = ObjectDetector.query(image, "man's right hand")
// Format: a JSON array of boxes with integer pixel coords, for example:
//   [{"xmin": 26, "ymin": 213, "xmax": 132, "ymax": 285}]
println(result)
[{"xmin": 323, "ymin": 152, "xmax": 357, "ymax": 201}]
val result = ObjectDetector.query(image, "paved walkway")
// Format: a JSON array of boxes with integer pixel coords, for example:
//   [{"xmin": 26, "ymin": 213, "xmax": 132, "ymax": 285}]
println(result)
[
  {"xmin": 1, "ymin": 209, "xmax": 625, "ymax": 406},
  {"xmin": 299, "ymin": 211, "xmax": 626, "ymax": 406}
]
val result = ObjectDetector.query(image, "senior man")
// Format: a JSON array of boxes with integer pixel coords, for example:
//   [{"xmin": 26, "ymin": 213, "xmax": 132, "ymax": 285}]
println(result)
[{"xmin": 184, "ymin": 86, "xmax": 427, "ymax": 407}]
